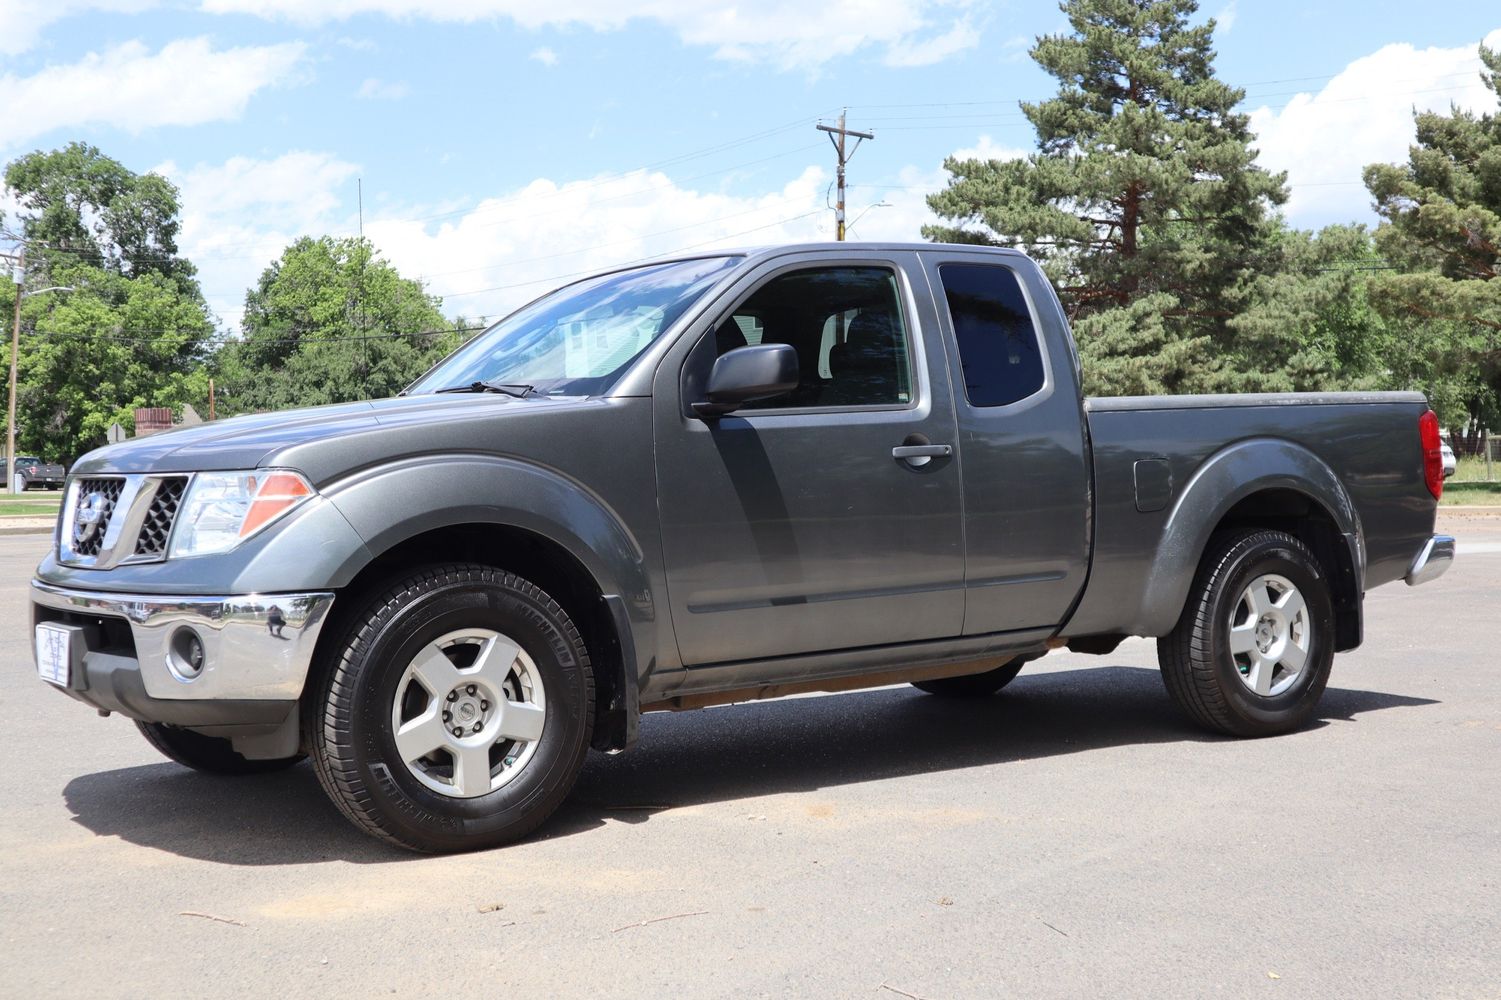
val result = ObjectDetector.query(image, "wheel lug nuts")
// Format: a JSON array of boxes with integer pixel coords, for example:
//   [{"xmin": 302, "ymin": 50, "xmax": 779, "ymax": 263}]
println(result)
[
  {"xmin": 452, "ymin": 727, "xmax": 464, "ymax": 737},
  {"xmin": 480, "ymin": 700, "xmax": 490, "ymax": 711},
  {"xmin": 443, "ymin": 710, "xmax": 452, "ymax": 721},
  {"xmin": 447, "ymin": 691, "xmax": 458, "ymax": 702},
  {"xmin": 473, "ymin": 724, "xmax": 483, "ymax": 734},
  {"xmin": 466, "ymin": 685, "xmax": 477, "ymax": 695}
]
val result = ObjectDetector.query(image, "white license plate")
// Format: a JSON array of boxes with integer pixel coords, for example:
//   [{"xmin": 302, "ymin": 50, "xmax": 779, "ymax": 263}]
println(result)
[{"xmin": 35, "ymin": 623, "xmax": 73, "ymax": 687}]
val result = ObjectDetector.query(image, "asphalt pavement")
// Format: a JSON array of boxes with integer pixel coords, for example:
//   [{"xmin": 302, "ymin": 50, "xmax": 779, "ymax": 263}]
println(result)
[{"xmin": 1, "ymin": 519, "xmax": 1498, "ymax": 999}]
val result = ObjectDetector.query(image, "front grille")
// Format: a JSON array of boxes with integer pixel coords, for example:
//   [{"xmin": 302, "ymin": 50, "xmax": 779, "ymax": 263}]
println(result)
[
  {"xmin": 71, "ymin": 478, "xmax": 125, "ymax": 557},
  {"xmin": 134, "ymin": 477, "xmax": 187, "ymax": 557}
]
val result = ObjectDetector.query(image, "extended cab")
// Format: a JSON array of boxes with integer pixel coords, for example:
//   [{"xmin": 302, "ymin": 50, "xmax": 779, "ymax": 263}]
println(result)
[{"xmin": 31, "ymin": 244, "xmax": 1454, "ymax": 852}]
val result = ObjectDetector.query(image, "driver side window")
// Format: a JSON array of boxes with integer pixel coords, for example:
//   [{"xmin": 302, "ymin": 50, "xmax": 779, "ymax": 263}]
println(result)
[{"xmin": 704, "ymin": 266, "xmax": 913, "ymax": 410}]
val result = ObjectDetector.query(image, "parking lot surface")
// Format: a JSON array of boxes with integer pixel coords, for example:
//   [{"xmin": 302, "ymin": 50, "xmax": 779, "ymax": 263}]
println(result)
[{"xmin": 2, "ymin": 520, "xmax": 1498, "ymax": 999}]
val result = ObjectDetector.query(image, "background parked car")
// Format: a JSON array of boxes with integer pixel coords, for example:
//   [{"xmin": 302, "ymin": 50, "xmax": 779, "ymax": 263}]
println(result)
[
  {"xmin": 12, "ymin": 457, "xmax": 66, "ymax": 492},
  {"xmin": 1440, "ymin": 441, "xmax": 1457, "ymax": 478}
]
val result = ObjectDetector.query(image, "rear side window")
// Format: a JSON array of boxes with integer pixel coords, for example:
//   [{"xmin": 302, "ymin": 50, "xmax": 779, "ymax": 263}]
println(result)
[{"xmin": 938, "ymin": 263, "xmax": 1045, "ymax": 407}]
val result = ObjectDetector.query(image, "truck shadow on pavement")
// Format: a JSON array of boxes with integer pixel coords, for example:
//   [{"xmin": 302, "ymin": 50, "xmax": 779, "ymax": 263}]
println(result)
[{"xmin": 61, "ymin": 665, "xmax": 1435, "ymax": 864}]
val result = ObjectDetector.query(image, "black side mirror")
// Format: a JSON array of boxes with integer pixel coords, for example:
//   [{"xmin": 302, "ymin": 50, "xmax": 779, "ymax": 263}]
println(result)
[{"xmin": 692, "ymin": 344, "xmax": 799, "ymax": 418}]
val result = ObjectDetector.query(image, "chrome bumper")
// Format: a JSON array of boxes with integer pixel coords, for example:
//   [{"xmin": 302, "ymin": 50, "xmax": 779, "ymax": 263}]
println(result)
[
  {"xmin": 1405, "ymin": 535, "xmax": 1455, "ymax": 587},
  {"xmin": 30, "ymin": 581, "xmax": 335, "ymax": 701}
]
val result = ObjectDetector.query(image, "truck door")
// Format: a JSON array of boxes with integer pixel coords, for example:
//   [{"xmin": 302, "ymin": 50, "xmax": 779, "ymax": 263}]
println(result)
[
  {"xmin": 653, "ymin": 252, "xmax": 966, "ymax": 666},
  {"xmin": 918, "ymin": 252, "xmax": 1092, "ymax": 634}
]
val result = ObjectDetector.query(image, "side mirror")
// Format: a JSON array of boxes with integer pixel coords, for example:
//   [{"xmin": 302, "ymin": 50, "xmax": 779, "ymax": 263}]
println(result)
[{"xmin": 692, "ymin": 344, "xmax": 799, "ymax": 418}]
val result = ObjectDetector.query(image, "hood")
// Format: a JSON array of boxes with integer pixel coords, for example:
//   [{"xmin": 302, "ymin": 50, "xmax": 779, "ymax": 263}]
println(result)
[{"xmin": 69, "ymin": 393, "xmax": 534, "ymax": 477}]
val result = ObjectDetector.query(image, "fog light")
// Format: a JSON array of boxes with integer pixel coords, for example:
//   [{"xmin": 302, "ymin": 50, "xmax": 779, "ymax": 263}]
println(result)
[{"xmin": 168, "ymin": 628, "xmax": 207, "ymax": 681}]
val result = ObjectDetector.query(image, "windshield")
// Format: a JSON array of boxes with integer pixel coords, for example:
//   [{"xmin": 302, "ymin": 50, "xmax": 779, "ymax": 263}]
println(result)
[{"xmin": 408, "ymin": 256, "xmax": 740, "ymax": 396}]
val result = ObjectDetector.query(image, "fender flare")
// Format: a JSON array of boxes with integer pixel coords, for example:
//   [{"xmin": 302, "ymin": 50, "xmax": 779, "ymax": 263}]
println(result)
[
  {"xmin": 1132, "ymin": 437, "xmax": 1363, "ymax": 636},
  {"xmin": 302, "ymin": 455, "xmax": 655, "ymax": 749}
]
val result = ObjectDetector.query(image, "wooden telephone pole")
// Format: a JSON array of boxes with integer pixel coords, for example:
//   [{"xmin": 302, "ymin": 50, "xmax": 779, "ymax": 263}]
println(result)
[{"xmin": 816, "ymin": 110, "xmax": 873, "ymax": 241}]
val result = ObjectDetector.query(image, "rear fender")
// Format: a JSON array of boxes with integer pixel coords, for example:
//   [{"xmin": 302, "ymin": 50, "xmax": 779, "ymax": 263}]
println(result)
[{"xmin": 1133, "ymin": 438, "xmax": 1362, "ymax": 636}]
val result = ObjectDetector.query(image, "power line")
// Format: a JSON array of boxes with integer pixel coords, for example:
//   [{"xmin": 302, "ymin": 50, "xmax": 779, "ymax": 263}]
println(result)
[
  {"xmin": 12, "ymin": 116, "xmax": 836, "ymax": 266},
  {"xmin": 843, "ymin": 62, "xmax": 1486, "ymax": 112},
  {"xmin": 30, "ymin": 325, "xmax": 484, "ymax": 345}
]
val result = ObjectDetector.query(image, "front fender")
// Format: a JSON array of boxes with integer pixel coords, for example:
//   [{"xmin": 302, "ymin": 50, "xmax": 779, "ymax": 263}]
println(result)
[
  {"xmin": 317, "ymin": 453, "xmax": 654, "ymax": 629},
  {"xmin": 1133, "ymin": 438, "xmax": 1362, "ymax": 636}
]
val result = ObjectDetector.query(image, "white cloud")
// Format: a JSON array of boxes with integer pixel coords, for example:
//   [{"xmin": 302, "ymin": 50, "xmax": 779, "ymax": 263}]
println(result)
[
  {"xmin": 362, "ymin": 158, "xmax": 947, "ymax": 321},
  {"xmin": 883, "ymin": 18, "xmax": 978, "ymax": 68},
  {"xmin": 366, "ymin": 167, "xmax": 835, "ymax": 321},
  {"xmin": 0, "ymin": 0, "xmax": 156, "ymax": 56},
  {"xmin": 949, "ymin": 134, "xmax": 1029, "ymax": 163},
  {"xmin": 336, "ymin": 35, "xmax": 378, "ymax": 51},
  {"xmin": 1249, "ymin": 29, "xmax": 1501, "ymax": 226},
  {"xmin": 157, "ymin": 144, "xmax": 958, "ymax": 329},
  {"xmin": 1213, "ymin": 1, "xmax": 1237, "ymax": 35},
  {"xmin": 154, "ymin": 151, "xmax": 361, "ymax": 327},
  {"xmin": 197, "ymin": 0, "xmax": 979, "ymax": 71},
  {"xmin": 529, "ymin": 46, "xmax": 558, "ymax": 67},
  {"xmin": 0, "ymin": 38, "xmax": 307, "ymax": 151},
  {"xmin": 356, "ymin": 77, "xmax": 409, "ymax": 99},
  {"xmin": 999, "ymin": 33, "xmax": 1031, "ymax": 63}
]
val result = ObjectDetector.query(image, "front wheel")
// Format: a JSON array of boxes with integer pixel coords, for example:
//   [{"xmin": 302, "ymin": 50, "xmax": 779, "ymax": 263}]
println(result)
[
  {"xmin": 1158, "ymin": 529, "xmax": 1335, "ymax": 737},
  {"xmin": 308, "ymin": 565, "xmax": 595, "ymax": 853},
  {"xmin": 912, "ymin": 659, "xmax": 1026, "ymax": 698},
  {"xmin": 136, "ymin": 721, "xmax": 304, "ymax": 775}
]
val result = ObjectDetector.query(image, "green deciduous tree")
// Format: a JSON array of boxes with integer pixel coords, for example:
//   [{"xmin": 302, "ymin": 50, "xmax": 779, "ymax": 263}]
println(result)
[
  {"xmin": 3, "ymin": 144, "xmax": 215, "ymax": 462},
  {"xmin": 215, "ymin": 236, "xmax": 464, "ymax": 413},
  {"xmin": 4, "ymin": 141, "xmax": 194, "ymax": 282},
  {"xmin": 1363, "ymin": 43, "xmax": 1501, "ymax": 444},
  {"xmin": 924, "ymin": 0, "xmax": 1287, "ymax": 394},
  {"xmin": 2, "ymin": 271, "xmax": 213, "ymax": 461},
  {"xmin": 1225, "ymin": 223, "xmax": 1400, "ymax": 393}
]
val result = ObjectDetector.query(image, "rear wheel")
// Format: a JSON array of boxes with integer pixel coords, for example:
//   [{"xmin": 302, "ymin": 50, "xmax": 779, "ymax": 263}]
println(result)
[
  {"xmin": 308, "ymin": 565, "xmax": 594, "ymax": 853},
  {"xmin": 912, "ymin": 658, "xmax": 1026, "ymax": 698},
  {"xmin": 136, "ymin": 721, "xmax": 304, "ymax": 775},
  {"xmin": 1158, "ymin": 529, "xmax": 1335, "ymax": 737}
]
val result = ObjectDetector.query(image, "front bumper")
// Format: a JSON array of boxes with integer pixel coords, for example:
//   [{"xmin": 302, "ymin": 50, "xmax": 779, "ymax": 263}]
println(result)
[
  {"xmin": 31, "ymin": 582, "xmax": 335, "ymax": 725},
  {"xmin": 1405, "ymin": 535, "xmax": 1455, "ymax": 587}
]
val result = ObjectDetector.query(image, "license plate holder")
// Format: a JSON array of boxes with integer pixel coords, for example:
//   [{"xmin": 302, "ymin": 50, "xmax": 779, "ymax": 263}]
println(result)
[{"xmin": 35, "ymin": 622, "xmax": 80, "ymax": 688}]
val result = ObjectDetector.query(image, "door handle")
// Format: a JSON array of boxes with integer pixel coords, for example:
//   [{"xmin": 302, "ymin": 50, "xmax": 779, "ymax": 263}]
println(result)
[{"xmin": 891, "ymin": 444, "xmax": 952, "ymax": 460}]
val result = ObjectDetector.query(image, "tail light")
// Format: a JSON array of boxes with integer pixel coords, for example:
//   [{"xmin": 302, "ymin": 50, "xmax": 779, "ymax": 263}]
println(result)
[{"xmin": 1419, "ymin": 410, "xmax": 1443, "ymax": 500}]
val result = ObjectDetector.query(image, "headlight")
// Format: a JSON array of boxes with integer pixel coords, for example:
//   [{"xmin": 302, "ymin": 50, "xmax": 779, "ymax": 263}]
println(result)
[{"xmin": 168, "ymin": 469, "xmax": 316, "ymax": 558}]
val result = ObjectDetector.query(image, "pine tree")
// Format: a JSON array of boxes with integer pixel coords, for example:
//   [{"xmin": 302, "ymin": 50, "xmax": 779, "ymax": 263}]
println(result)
[
  {"xmin": 925, "ymin": 0, "xmax": 1287, "ymax": 393},
  {"xmin": 1363, "ymin": 43, "xmax": 1501, "ymax": 444}
]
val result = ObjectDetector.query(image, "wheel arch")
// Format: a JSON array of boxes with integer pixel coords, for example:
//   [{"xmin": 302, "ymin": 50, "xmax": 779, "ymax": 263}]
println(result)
[
  {"xmin": 1135, "ymin": 438, "xmax": 1364, "ymax": 647},
  {"xmin": 306, "ymin": 456, "xmax": 652, "ymax": 752}
]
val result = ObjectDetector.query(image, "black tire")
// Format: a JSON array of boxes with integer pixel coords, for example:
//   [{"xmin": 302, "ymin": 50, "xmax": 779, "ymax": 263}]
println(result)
[
  {"xmin": 1158, "ymin": 529, "xmax": 1335, "ymax": 737},
  {"xmin": 913, "ymin": 658, "xmax": 1026, "ymax": 698},
  {"xmin": 136, "ymin": 720, "xmax": 305, "ymax": 775},
  {"xmin": 308, "ymin": 565, "xmax": 595, "ymax": 853}
]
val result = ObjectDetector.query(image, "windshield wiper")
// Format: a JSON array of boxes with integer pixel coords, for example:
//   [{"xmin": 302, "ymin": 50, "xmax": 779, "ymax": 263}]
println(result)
[{"xmin": 434, "ymin": 380, "xmax": 541, "ymax": 399}]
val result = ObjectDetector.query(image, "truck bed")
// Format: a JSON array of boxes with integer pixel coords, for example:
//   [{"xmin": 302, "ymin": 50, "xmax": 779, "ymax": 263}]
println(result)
[{"xmin": 1064, "ymin": 391, "xmax": 1436, "ymax": 638}]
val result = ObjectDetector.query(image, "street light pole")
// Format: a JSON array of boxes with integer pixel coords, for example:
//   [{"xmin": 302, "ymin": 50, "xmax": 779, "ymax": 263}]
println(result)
[{"xmin": 7, "ymin": 250, "xmax": 20, "ymax": 496}]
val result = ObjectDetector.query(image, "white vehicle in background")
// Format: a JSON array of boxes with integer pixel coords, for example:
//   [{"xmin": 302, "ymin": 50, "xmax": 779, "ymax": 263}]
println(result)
[{"xmin": 1439, "ymin": 438, "xmax": 1457, "ymax": 478}]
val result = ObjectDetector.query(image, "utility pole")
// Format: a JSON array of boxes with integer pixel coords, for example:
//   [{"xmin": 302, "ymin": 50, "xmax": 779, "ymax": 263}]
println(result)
[
  {"xmin": 816, "ymin": 110, "xmax": 873, "ymax": 241},
  {"xmin": 6, "ymin": 250, "xmax": 21, "ymax": 495}
]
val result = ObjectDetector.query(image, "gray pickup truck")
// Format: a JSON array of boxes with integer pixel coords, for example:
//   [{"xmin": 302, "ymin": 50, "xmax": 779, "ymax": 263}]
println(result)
[
  {"xmin": 14, "ymin": 456, "xmax": 66, "ymax": 491},
  {"xmin": 31, "ymin": 243, "xmax": 1454, "ymax": 852}
]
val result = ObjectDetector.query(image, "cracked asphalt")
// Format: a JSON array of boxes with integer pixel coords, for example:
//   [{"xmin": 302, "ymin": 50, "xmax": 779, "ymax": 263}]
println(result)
[{"xmin": 2, "ymin": 517, "xmax": 1497, "ymax": 999}]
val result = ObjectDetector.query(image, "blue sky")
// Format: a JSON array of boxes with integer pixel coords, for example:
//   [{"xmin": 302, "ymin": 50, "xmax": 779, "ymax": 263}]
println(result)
[{"xmin": 2, "ymin": 0, "xmax": 1498, "ymax": 329}]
